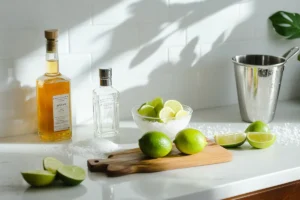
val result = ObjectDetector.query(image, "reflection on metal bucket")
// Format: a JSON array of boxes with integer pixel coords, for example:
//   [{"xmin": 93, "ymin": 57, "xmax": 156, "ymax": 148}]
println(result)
[{"xmin": 232, "ymin": 47, "xmax": 299, "ymax": 123}]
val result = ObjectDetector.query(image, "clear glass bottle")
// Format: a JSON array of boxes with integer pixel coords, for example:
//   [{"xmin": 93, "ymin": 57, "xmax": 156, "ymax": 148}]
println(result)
[
  {"xmin": 93, "ymin": 68, "xmax": 119, "ymax": 138},
  {"xmin": 36, "ymin": 29, "xmax": 72, "ymax": 142}
]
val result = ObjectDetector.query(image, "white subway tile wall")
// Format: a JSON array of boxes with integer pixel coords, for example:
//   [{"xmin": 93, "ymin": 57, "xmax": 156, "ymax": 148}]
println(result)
[{"xmin": 0, "ymin": 0, "xmax": 300, "ymax": 136}]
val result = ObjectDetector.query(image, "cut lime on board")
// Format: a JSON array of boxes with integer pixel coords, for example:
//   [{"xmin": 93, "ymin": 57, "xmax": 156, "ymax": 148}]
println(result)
[
  {"xmin": 43, "ymin": 157, "xmax": 64, "ymax": 174},
  {"xmin": 57, "ymin": 165, "xmax": 86, "ymax": 186},
  {"xmin": 21, "ymin": 170, "xmax": 55, "ymax": 187},
  {"xmin": 159, "ymin": 107, "xmax": 175, "ymax": 123},
  {"xmin": 247, "ymin": 132, "xmax": 276, "ymax": 149},
  {"xmin": 214, "ymin": 133, "xmax": 246, "ymax": 148},
  {"xmin": 138, "ymin": 105, "xmax": 157, "ymax": 117},
  {"xmin": 164, "ymin": 100, "xmax": 183, "ymax": 113}
]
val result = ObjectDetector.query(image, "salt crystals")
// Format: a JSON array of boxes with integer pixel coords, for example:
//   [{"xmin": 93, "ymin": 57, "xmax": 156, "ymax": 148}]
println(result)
[
  {"xmin": 66, "ymin": 138, "xmax": 120, "ymax": 157},
  {"xmin": 43, "ymin": 138, "xmax": 120, "ymax": 158},
  {"xmin": 189, "ymin": 122, "xmax": 300, "ymax": 146}
]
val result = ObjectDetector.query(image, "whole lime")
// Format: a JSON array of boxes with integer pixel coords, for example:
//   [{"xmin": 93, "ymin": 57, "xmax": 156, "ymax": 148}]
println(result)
[
  {"xmin": 245, "ymin": 121, "xmax": 270, "ymax": 133},
  {"xmin": 138, "ymin": 132, "xmax": 172, "ymax": 158},
  {"xmin": 174, "ymin": 128, "xmax": 207, "ymax": 155}
]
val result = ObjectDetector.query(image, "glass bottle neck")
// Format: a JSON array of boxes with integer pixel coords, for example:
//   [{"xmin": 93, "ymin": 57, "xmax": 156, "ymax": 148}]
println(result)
[
  {"xmin": 100, "ymin": 78, "xmax": 112, "ymax": 86},
  {"xmin": 45, "ymin": 40, "xmax": 60, "ymax": 76}
]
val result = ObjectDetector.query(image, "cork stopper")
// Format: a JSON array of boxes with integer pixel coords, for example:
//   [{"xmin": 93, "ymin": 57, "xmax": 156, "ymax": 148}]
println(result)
[{"xmin": 44, "ymin": 29, "xmax": 58, "ymax": 40}]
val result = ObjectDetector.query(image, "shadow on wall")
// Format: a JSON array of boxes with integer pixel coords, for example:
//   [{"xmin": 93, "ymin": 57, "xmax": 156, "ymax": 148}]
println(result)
[
  {"xmin": 99, "ymin": 0, "xmax": 300, "ymax": 120},
  {"xmin": 88, "ymin": 0, "xmax": 243, "ymax": 120},
  {"xmin": 1, "ymin": 0, "xmax": 300, "ymax": 130},
  {"xmin": 0, "ymin": 66, "xmax": 36, "ymax": 137},
  {"xmin": 75, "ymin": 0, "xmax": 299, "ymax": 122}
]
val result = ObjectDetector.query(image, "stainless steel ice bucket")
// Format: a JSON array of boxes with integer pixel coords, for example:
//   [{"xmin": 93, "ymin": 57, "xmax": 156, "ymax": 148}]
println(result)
[{"xmin": 232, "ymin": 47, "xmax": 299, "ymax": 123}]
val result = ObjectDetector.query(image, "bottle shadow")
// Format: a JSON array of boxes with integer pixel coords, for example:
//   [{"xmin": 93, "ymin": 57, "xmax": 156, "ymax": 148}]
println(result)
[{"xmin": 0, "ymin": 66, "xmax": 37, "ymax": 139}]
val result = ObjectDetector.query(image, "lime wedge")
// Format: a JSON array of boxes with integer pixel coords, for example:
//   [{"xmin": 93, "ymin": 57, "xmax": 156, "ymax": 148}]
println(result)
[
  {"xmin": 150, "ymin": 97, "xmax": 164, "ymax": 113},
  {"xmin": 21, "ymin": 170, "xmax": 55, "ymax": 187},
  {"xmin": 43, "ymin": 157, "xmax": 64, "ymax": 174},
  {"xmin": 247, "ymin": 132, "xmax": 276, "ymax": 149},
  {"xmin": 57, "ymin": 165, "xmax": 86, "ymax": 186},
  {"xmin": 175, "ymin": 110, "xmax": 188, "ymax": 119},
  {"xmin": 164, "ymin": 100, "xmax": 183, "ymax": 113},
  {"xmin": 159, "ymin": 107, "xmax": 175, "ymax": 123},
  {"xmin": 138, "ymin": 105, "xmax": 156, "ymax": 117},
  {"xmin": 214, "ymin": 133, "xmax": 246, "ymax": 148}
]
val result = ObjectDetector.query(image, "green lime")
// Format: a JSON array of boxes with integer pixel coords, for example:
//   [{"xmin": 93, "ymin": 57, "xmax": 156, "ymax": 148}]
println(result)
[
  {"xmin": 57, "ymin": 165, "xmax": 86, "ymax": 186},
  {"xmin": 247, "ymin": 132, "xmax": 276, "ymax": 149},
  {"xmin": 43, "ymin": 157, "xmax": 64, "ymax": 174},
  {"xmin": 138, "ymin": 105, "xmax": 157, "ymax": 118},
  {"xmin": 158, "ymin": 107, "xmax": 175, "ymax": 123},
  {"xmin": 21, "ymin": 170, "xmax": 55, "ymax": 187},
  {"xmin": 164, "ymin": 100, "xmax": 183, "ymax": 113},
  {"xmin": 150, "ymin": 97, "xmax": 164, "ymax": 114},
  {"xmin": 214, "ymin": 133, "xmax": 246, "ymax": 148},
  {"xmin": 245, "ymin": 121, "xmax": 270, "ymax": 133},
  {"xmin": 174, "ymin": 128, "xmax": 207, "ymax": 155},
  {"xmin": 138, "ymin": 103, "xmax": 147, "ymax": 110},
  {"xmin": 138, "ymin": 131, "xmax": 172, "ymax": 158}
]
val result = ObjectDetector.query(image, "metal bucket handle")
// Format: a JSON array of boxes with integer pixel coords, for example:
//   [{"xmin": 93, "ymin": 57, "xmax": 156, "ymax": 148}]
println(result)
[{"xmin": 282, "ymin": 47, "xmax": 299, "ymax": 62}]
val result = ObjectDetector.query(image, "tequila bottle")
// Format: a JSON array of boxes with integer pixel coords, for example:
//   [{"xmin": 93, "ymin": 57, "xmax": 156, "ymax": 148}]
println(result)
[{"xmin": 36, "ymin": 29, "xmax": 72, "ymax": 141}]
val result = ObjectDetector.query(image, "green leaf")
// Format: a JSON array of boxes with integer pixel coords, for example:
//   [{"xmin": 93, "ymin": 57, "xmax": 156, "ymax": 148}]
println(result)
[{"xmin": 269, "ymin": 11, "xmax": 300, "ymax": 39}]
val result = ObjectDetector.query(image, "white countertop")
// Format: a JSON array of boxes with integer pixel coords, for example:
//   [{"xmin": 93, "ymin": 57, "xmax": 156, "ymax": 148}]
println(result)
[{"xmin": 2, "ymin": 100, "xmax": 300, "ymax": 200}]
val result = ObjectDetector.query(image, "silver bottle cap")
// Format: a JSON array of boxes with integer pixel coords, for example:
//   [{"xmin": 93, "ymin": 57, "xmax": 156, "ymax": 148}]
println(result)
[{"xmin": 99, "ymin": 68, "xmax": 112, "ymax": 86}]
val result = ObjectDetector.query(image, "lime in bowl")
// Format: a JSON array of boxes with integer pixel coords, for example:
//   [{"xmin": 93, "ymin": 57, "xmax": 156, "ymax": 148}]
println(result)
[{"xmin": 131, "ymin": 104, "xmax": 193, "ymax": 139}]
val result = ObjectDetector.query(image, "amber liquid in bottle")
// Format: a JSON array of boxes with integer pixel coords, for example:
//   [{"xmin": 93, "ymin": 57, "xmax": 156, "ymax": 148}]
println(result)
[{"xmin": 36, "ymin": 30, "xmax": 72, "ymax": 142}]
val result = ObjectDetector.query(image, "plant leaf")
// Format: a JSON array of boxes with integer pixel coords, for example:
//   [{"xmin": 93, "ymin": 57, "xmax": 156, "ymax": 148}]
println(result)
[{"xmin": 269, "ymin": 11, "xmax": 300, "ymax": 39}]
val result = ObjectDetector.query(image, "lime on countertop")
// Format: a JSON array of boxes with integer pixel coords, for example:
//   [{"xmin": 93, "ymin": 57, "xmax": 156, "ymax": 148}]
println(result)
[
  {"xmin": 214, "ymin": 133, "xmax": 246, "ymax": 148},
  {"xmin": 21, "ymin": 170, "xmax": 55, "ymax": 187},
  {"xmin": 245, "ymin": 121, "xmax": 270, "ymax": 133},
  {"xmin": 138, "ymin": 131, "xmax": 172, "ymax": 158},
  {"xmin": 164, "ymin": 100, "xmax": 183, "ymax": 114},
  {"xmin": 43, "ymin": 157, "xmax": 64, "ymax": 174},
  {"xmin": 174, "ymin": 128, "xmax": 207, "ymax": 155},
  {"xmin": 57, "ymin": 165, "xmax": 86, "ymax": 186},
  {"xmin": 247, "ymin": 132, "xmax": 276, "ymax": 149}
]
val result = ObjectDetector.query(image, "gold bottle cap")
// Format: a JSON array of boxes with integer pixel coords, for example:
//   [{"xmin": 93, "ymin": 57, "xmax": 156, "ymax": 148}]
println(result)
[{"xmin": 44, "ymin": 29, "xmax": 58, "ymax": 40}]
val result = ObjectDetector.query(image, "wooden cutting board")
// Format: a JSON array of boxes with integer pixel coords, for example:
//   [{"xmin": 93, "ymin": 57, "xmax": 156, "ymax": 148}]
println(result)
[{"xmin": 87, "ymin": 141, "xmax": 232, "ymax": 177}]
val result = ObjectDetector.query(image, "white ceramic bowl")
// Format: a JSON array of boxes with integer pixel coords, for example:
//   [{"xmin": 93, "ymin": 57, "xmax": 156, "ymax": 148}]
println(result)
[{"xmin": 131, "ymin": 105, "xmax": 193, "ymax": 139}]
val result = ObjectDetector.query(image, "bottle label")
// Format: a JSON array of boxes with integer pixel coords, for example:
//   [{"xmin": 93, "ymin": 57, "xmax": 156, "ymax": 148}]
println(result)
[{"xmin": 53, "ymin": 94, "xmax": 70, "ymax": 132}]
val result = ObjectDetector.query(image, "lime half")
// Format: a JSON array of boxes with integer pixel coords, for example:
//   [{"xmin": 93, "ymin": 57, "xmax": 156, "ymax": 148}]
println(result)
[
  {"xmin": 164, "ymin": 100, "xmax": 183, "ymax": 113},
  {"xmin": 247, "ymin": 132, "xmax": 276, "ymax": 149},
  {"xmin": 159, "ymin": 107, "xmax": 175, "ymax": 123},
  {"xmin": 21, "ymin": 170, "xmax": 55, "ymax": 187},
  {"xmin": 214, "ymin": 133, "xmax": 246, "ymax": 148},
  {"xmin": 175, "ymin": 110, "xmax": 188, "ymax": 119},
  {"xmin": 57, "ymin": 165, "xmax": 86, "ymax": 186},
  {"xmin": 43, "ymin": 157, "xmax": 64, "ymax": 174}
]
